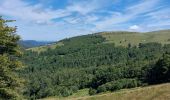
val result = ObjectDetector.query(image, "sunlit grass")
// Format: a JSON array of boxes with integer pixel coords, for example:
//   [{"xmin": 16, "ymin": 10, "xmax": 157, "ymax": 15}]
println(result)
[{"xmin": 101, "ymin": 30, "xmax": 170, "ymax": 47}]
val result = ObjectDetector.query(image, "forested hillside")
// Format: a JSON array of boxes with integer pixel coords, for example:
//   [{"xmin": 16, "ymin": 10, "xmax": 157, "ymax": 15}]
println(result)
[{"xmin": 19, "ymin": 31, "xmax": 170, "ymax": 99}]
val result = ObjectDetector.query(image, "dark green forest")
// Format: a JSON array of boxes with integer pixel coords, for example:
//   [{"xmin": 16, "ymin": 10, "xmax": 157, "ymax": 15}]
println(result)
[{"xmin": 19, "ymin": 34, "xmax": 170, "ymax": 99}]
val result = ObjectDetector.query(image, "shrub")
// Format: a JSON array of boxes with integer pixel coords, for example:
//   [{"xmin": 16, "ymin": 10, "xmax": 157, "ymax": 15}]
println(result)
[
  {"xmin": 97, "ymin": 85, "xmax": 107, "ymax": 93},
  {"xmin": 96, "ymin": 79, "xmax": 140, "ymax": 93},
  {"xmin": 89, "ymin": 88, "xmax": 97, "ymax": 95}
]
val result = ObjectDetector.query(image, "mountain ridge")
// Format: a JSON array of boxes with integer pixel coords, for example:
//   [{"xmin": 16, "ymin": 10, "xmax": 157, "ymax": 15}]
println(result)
[{"xmin": 27, "ymin": 29, "xmax": 170, "ymax": 52}]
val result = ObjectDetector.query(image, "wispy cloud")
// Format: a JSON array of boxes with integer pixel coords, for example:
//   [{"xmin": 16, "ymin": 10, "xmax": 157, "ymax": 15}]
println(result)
[
  {"xmin": 92, "ymin": 0, "xmax": 161, "ymax": 31},
  {"xmin": 66, "ymin": 0, "xmax": 97, "ymax": 15},
  {"xmin": 146, "ymin": 7, "xmax": 170, "ymax": 20},
  {"xmin": 0, "ymin": 0, "xmax": 70, "ymax": 24},
  {"xmin": 126, "ymin": 0, "xmax": 160, "ymax": 15}
]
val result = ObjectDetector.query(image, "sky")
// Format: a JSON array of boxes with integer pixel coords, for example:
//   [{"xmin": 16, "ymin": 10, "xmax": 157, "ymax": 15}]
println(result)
[{"xmin": 0, "ymin": 0, "xmax": 170, "ymax": 41}]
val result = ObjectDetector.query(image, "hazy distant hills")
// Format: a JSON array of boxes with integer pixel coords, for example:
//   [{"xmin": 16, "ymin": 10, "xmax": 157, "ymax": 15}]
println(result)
[{"xmin": 18, "ymin": 40, "xmax": 53, "ymax": 48}]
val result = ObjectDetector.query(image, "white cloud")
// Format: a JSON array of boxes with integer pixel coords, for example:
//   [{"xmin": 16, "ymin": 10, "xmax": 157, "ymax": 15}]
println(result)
[{"xmin": 129, "ymin": 25, "xmax": 140, "ymax": 30}]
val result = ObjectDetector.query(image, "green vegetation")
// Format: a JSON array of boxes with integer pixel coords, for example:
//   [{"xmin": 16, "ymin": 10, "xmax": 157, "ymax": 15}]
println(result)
[
  {"xmin": 0, "ymin": 17, "xmax": 24, "ymax": 99},
  {"xmin": 19, "ymin": 31, "xmax": 170, "ymax": 99}
]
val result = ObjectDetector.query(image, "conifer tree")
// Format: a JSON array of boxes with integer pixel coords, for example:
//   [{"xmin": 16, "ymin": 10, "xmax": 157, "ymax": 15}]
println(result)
[{"xmin": 0, "ymin": 17, "xmax": 24, "ymax": 99}]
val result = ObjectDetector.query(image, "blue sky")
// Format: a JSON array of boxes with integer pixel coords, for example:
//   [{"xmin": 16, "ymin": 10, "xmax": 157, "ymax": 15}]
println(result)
[{"xmin": 0, "ymin": 0, "xmax": 170, "ymax": 41}]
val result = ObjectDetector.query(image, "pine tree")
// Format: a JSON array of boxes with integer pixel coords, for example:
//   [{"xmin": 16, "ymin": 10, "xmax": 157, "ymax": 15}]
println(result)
[
  {"xmin": 0, "ymin": 17, "xmax": 24, "ymax": 99},
  {"xmin": 149, "ymin": 53, "xmax": 170, "ymax": 84}
]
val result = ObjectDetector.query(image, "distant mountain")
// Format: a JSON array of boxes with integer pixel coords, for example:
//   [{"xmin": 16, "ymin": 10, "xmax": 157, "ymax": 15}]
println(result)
[{"xmin": 18, "ymin": 40, "xmax": 53, "ymax": 48}]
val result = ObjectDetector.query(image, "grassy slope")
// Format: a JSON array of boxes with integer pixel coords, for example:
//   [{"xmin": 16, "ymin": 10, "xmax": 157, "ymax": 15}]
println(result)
[
  {"xmin": 41, "ymin": 83, "xmax": 170, "ymax": 100},
  {"xmin": 101, "ymin": 30, "xmax": 170, "ymax": 46},
  {"xmin": 40, "ymin": 89, "xmax": 89, "ymax": 100}
]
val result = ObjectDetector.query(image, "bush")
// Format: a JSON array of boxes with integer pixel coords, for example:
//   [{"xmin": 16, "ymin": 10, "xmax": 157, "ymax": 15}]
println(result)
[
  {"xmin": 97, "ymin": 85, "xmax": 107, "ymax": 93},
  {"xmin": 57, "ymin": 87, "xmax": 73, "ymax": 97},
  {"xmin": 96, "ymin": 79, "xmax": 140, "ymax": 93},
  {"xmin": 89, "ymin": 88, "xmax": 97, "ymax": 95}
]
